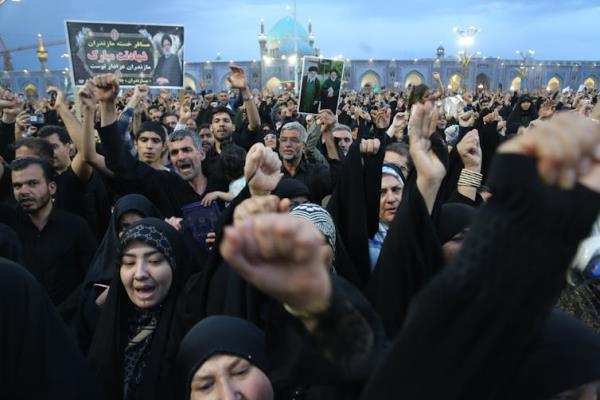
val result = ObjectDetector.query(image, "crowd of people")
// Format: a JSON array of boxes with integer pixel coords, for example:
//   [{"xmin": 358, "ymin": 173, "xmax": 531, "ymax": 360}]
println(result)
[{"xmin": 1, "ymin": 62, "xmax": 600, "ymax": 400}]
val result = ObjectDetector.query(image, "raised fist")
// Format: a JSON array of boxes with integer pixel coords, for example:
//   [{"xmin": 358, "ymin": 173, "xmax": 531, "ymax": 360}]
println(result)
[{"xmin": 92, "ymin": 74, "xmax": 120, "ymax": 103}]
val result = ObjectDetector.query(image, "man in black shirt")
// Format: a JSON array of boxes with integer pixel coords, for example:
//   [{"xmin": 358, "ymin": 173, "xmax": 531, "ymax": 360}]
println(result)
[
  {"xmin": 92, "ymin": 73, "xmax": 216, "ymax": 218},
  {"xmin": 0, "ymin": 158, "xmax": 96, "ymax": 315},
  {"xmin": 201, "ymin": 65, "xmax": 262, "ymax": 193},
  {"xmin": 9, "ymin": 134, "xmax": 109, "ymax": 239},
  {"xmin": 279, "ymin": 121, "xmax": 335, "ymax": 204}
]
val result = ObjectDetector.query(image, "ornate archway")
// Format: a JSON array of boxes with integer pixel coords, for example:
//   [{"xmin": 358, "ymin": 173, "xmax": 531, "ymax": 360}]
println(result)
[
  {"xmin": 546, "ymin": 76, "xmax": 561, "ymax": 91},
  {"xmin": 360, "ymin": 70, "xmax": 381, "ymax": 88},
  {"xmin": 265, "ymin": 77, "xmax": 282, "ymax": 93},
  {"xmin": 449, "ymin": 74, "xmax": 462, "ymax": 92},
  {"xmin": 22, "ymin": 82, "xmax": 39, "ymax": 100},
  {"xmin": 510, "ymin": 76, "xmax": 522, "ymax": 91},
  {"xmin": 476, "ymin": 73, "xmax": 491, "ymax": 89},
  {"xmin": 584, "ymin": 76, "xmax": 598, "ymax": 89},
  {"xmin": 184, "ymin": 74, "xmax": 197, "ymax": 92},
  {"xmin": 404, "ymin": 71, "xmax": 424, "ymax": 88},
  {"xmin": 220, "ymin": 73, "xmax": 232, "ymax": 91}
]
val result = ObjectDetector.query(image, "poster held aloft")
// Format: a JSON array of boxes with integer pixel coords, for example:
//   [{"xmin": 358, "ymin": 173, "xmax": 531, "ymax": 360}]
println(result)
[
  {"xmin": 65, "ymin": 20, "xmax": 184, "ymax": 88},
  {"xmin": 297, "ymin": 56, "xmax": 345, "ymax": 115}
]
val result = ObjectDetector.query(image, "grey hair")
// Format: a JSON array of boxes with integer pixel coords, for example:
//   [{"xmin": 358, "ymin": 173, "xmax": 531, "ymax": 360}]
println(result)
[
  {"xmin": 168, "ymin": 129, "xmax": 202, "ymax": 150},
  {"xmin": 332, "ymin": 124, "xmax": 351, "ymax": 134},
  {"xmin": 281, "ymin": 121, "xmax": 308, "ymax": 143}
]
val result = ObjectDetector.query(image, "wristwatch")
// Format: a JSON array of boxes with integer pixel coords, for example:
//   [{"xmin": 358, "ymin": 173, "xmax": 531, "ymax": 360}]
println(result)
[{"xmin": 243, "ymin": 94, "xmax": 253, "ymax": 102}]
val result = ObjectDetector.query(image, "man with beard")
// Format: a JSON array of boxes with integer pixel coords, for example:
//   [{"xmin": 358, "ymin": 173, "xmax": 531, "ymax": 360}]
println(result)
[
  {"xmin": 300, "ymin": 66, "xmax": 321, "ymax": 114},
  {"xmin": 332, "ymin": 124, "xmax": 353, "ymax": 158},
  {"xmin": 152, "ymin": 34, "xmax": 183, "ymax": 87},
  {"xmin": 279, "ymin": 121, "xmax": 333, "ymax": 204},
  {"xmin": 91, "ymin": 73, "xmax": 219, "ymax": 217},
  {"xmin": 0, "ymin": 157, "xmax": 96, "ymax": 315},
  {"xmin": 320, "ymin": 70, "xmax": 342, "ymax": 112},
  {"xmin": 161, "ymin": 112, "xmax": 179, "ymax": 133},
  {"xmin": 147, "ymin": 106, "xmax": 163, "ymax": 123},
  {"xmin": 198, "ymin": 123, "xmax": 215, "ymax": 153},
  {"xmin": 3, "ymin": 90, "xmax": 112, "ymax": 240},
  {"xmin": 202, "ymin": 65, "xmax": 261, "ymax": 192},
  {"xmin": 208, "ymin": 65, "xmax": 261, "ymax": 154}
]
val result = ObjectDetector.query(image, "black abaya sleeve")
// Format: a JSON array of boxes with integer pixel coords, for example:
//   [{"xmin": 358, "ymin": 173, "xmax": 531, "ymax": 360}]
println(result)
[
  {"xmin": 327, "ymin": 140, "xmax": 384, "ymax": 289},
  {"xmin": 0, "ymin": 258, "xmax": 105, "ymax": 400},
  {"xmin": 266, "ymin": 275, "xmax": 387, "ymax": 400},
  {"xmin": 478, "ymin": 120, "xmax": 505, "ymax": 180},
  {"xmin": 360, "ymin": 154, "xmax": 600, "ymax": 400}
]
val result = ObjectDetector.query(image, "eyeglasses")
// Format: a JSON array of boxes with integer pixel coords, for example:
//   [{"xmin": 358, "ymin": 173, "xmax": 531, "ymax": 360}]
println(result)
[{"xmin": 335, "ymin": 137, "xmax": 352, "ymax": 143}]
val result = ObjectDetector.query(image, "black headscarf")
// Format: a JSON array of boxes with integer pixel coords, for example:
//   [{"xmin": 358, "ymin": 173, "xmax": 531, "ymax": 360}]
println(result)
[
  {"xmin": 84, "ymin": 194, "xmax": 163, "ymax": 288},
  {"xmin": 510, "ymin": 309, "xmax": 600, "ymax": 399},
  {"xmin": 437, "ymin": 203, "xmax": 476, "ymax": 244},
  {"xmin": 506, "ymin": 95, "xmax": 539, "ymax": 135},
  {"xmin": 0, "ymin": 258, "xmax": 105, "ymax": 399},
  {"xmin": 76, "ymin": 195, "xmax": 162, "ymax": 351},
  {"xmin": 88, "ymin": 218, "xmax": 191, "ymax": 400},
  {"xmin": 177, "ymin": 316, "xmax": 268, "ymax": 400},
  {"xmin": 272, "ymin": 177, "xmax": 311, "ymax": 201}
]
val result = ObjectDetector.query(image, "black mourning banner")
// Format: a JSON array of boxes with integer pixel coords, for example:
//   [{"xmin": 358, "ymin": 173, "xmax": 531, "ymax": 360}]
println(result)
[{"xmin": 65, "ymin": 21, "xmax": 184, "ymax": 88}]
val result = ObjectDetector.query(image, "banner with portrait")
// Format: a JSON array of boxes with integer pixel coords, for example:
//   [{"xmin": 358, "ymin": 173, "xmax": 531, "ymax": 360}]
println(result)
[
  {"xmin": 65, "ymin": 21, "xmax": 184, "ymax": 88},
  {"xmin": 298, "ymin": 56, "xmax": 345, "ymax": 114}
]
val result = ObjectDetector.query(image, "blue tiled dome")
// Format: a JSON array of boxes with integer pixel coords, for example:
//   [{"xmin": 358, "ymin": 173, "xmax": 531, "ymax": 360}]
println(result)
[{"xmin": 267, "ymin": 16, "xmax": 313, "ymax": 57}]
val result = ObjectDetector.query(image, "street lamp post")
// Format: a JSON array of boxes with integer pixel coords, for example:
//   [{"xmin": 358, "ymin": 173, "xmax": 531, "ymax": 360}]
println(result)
[
  {"xmin": 516, "ymin": 49, "xmax": 535, "ymax": 90},
  {"xmin": 292, "ymin": 0, "xmax": 299, "ymax": 93},
  {"xmin": 453, "ymin": 26, "xmax": 479, "ymax": 92}
]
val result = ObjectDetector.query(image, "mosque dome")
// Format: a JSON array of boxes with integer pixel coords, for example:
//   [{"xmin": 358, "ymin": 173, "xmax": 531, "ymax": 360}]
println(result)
[{"xmin": 266, "ymin": 16, "xmax": 314, "ymax": 57}]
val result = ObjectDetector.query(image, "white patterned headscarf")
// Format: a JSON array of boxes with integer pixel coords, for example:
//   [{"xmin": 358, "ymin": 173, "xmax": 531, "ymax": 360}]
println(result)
[{"xmin": 289, "ymin": 203, "xmax": 336, "ymax": 253}]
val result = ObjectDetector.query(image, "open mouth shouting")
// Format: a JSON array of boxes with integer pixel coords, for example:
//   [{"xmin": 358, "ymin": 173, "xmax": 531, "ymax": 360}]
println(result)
[
  {"xmin": 176, "ymin": 160, "xmax": 193, "ymax": 174},
  {"xmin": 134, "ymin": 284, "xmax": 157, "ymax": 302}
]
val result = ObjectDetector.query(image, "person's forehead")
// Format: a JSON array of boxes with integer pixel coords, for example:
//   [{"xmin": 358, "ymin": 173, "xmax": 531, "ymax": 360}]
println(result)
[
  {"xmin": 195, "ymin": 354, "xmax": 244, "ymax": 376},
  {"xmin": 199, "ymin": 128, "xmax": 212, "ymax": 135},
  {"xmin": 123, "ymin": 240, "xmax": 160, "ymax": 254},
  {"xmin": 280, "ymin": 128, "xmax": 300, "ymax": 138},
  {"xmin": 332, "ymin": 129, "xmax": 351, "ymax": 137},
  {"xmin": 138, "ymin": 131, "xmax": 163, "ymax": 141},
  {"xmin": 381, "ymin": 174, "xmax": 402, "ymax": 188},
  {"xmin": 169, "ymin": 136, "xmax": 196, "ymax": 150},
  {"xmin": 12, "ymin": 164, "xmax": 44, "ymax": 180},
  {"xmin": 165, "ymin": 115, "xmax": 178, "ymax": 121},
  {"xmin": 43, "ymin": 132, "xmax": 62, "ymax": 143},
  {"xmin": 15, "ymin": 146, "xmax": 41, "ymax": 158},
  {"xmin": 212, "ymin": 112, "xmax": 232, "ymax": 121}
]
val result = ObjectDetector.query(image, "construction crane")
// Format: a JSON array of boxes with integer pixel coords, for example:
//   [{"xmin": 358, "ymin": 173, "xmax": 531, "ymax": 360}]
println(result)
[{"xmin": 0, "ymin": 34, "xmax": 66, "ymax": 72}]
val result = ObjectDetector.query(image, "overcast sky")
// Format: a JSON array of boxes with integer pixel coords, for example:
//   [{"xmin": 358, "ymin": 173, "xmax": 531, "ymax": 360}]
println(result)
[{"xmin": 1, "ymin": 0, "xmax": 599, "ymax": 71}]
